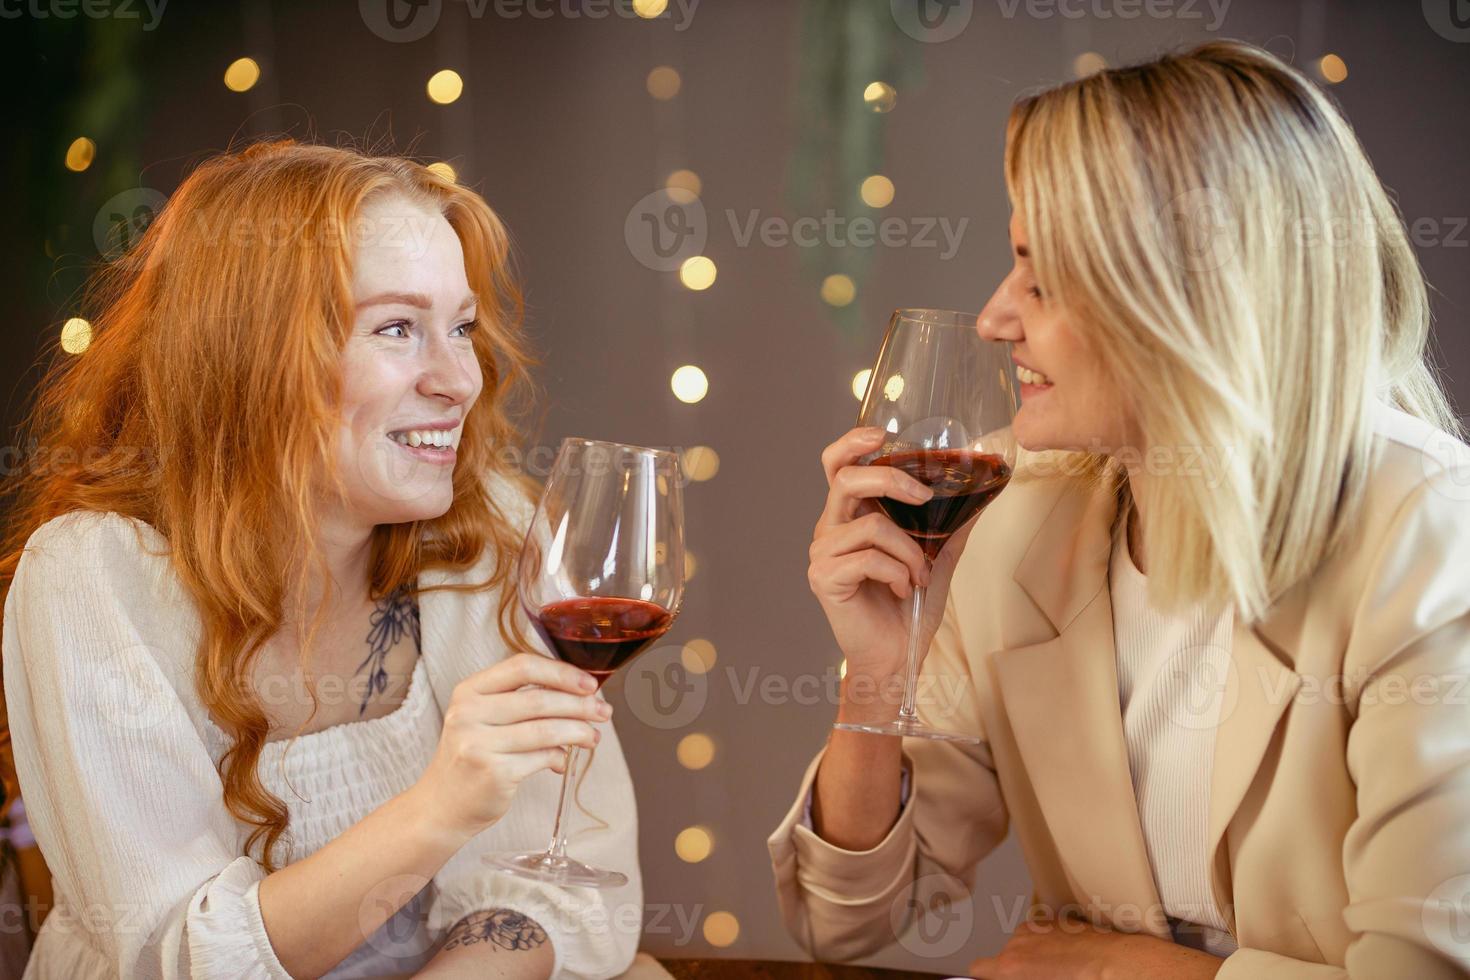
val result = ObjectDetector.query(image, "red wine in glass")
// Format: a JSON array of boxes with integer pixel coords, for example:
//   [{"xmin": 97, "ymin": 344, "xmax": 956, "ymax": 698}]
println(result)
[
  {"xmin": 870, "ymin": 449, "xmax": 1013, "ymax": 560},
  {"xmin": 529, "ymin": 597, "xmax": 675, "ymax": 688},
  {"xmin": 491, "ymin": 438, "xmax": 684, "ymax": 890},
  {"xmin": 834, "ymin": 308, "xmax": 1018, "ymax": 745}
]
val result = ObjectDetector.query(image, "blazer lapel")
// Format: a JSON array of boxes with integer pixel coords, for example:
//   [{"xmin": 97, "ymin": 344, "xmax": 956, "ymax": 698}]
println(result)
[
  {"xmin": 1205, "ymin": 596, "xmax": 1305, "ymax": 935},
  {"xmin": 991, "ymin": 475, "xmax": 1172, "ymax": 938},
  {"xmin": 993, "ymin": 468, "xmax": 1310, "ymax": 941}
]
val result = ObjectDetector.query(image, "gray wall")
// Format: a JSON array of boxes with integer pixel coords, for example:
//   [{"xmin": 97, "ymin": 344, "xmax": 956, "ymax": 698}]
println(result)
[{"xmin": 6, "ymin": 1, "xmax": 1468, "ymax": 975}]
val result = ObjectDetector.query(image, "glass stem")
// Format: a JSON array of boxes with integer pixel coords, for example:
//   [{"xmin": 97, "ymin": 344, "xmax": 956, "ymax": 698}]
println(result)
[
  {"xmin": 544, "ymin": 745, "xmax": 580, "ymax": 861},
  {"xmin": 897, "ymin": 581, "xmax": 928, "ymax": 724}
]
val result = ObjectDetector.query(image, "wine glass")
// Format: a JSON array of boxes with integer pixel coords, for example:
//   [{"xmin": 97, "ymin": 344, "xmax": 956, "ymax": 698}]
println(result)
[
  {"xmin": 833, "ymin": 309, "xmax": 1017, "ymax": 744},
  {"xmin": 489, "ymin": 438, "xmax": 684, "ymax": 889}
]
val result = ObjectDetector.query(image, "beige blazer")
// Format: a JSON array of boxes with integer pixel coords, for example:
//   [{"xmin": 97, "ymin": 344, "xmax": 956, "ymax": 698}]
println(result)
[{"xmin": 769, "ymin": 402, "xmax": 1470, "ymax": 978}]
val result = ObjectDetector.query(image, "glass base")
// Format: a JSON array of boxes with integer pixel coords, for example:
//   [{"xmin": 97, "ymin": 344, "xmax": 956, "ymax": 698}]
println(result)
[
  {"xmin": 833, "ymin": 716, "xmax": 982, "ymax": 745},
  {"xmin": 486, "ymin": 850, "xmax": 628, "ymax": 889}
]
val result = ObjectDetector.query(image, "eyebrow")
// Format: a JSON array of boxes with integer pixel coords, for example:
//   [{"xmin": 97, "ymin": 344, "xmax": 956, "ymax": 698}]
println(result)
[{"xmin": 356, "ymin": 291, "xmax": 478, "ymax": 312}]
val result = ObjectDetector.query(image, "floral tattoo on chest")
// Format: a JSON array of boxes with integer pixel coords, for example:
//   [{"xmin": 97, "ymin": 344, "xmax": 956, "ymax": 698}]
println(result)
[{"xmin": 354, "ymin": 585, "xmax": 421, "ymax": 716}]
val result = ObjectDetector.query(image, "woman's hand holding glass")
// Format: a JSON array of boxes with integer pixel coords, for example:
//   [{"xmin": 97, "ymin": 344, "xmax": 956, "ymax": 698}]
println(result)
[
  {"xmin": 809, "ymin": 426, "xmax": 978, "ymax": 728},
  {"xmin": 409, "ymin": 653, "xmax": 609, "ymax": 844}
]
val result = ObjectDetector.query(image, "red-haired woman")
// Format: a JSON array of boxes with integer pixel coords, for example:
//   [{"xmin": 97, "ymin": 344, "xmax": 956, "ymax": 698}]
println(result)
[{"xmin": 0, "ymin": 141, "xmax": 637, "ymax": 979}]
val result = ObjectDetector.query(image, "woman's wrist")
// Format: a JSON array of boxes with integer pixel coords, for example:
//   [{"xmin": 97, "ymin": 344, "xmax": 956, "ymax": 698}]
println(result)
[
  {"xmin": 836, "ymin": 669, "xmax": 905, "ymax": 726},
  {"xmin": 396, "ymin": 782, "xmax": 479, "ymax": 857}
]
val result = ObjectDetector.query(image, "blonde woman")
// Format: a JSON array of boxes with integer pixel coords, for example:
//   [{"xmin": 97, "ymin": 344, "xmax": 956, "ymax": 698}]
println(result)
[
  {"xmin": 1, "ymin": 141, "xmax": 639, "ymax": 979},
  {"xmin": 772, "ymin": 41, "xmax": 1470, "ymax": 979}
]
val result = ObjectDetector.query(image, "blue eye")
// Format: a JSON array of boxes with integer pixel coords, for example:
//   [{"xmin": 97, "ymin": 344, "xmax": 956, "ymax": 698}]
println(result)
[{"xmin": 377, "ymin": 321, "xmax": 410, "ymax": 338}]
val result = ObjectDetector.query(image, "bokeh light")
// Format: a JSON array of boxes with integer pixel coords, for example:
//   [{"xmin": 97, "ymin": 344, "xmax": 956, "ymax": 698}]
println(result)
[
  {"xmin": 64, "ymin": 137, "xmax": 95, "ymax": 172},
  {"xmin": 821, "ymin": 274, "xmax": 856, "ymax": 307},
  {"xmin": 671, "ymin": 365, "xmax": 708, "ymax": 403},
  {"xmin": 863, "ymin": 81, "xmax": 896, "ymax": 113},
  {"xmin": 675, "ymin": 826, "xmax": 713, "ymax": 863},
  {"xmin": 224, "ymin": 57, "xmax": 261, "ymax": 92},
  {"xmin": 682, "ymin": 446, "xmax": 720, "ymax": 482},
  {"xmin": 427, "ymin": 69, "xmax": 464, "ymax": 104},
  {"xmin": 647, "ymin": 65, "xmax": 681, "ymax": 100},
  {"xmin": 679, "ymin": 255, "xmax": 717, "ymax": 290},
  {"xmin": 1073, "ymin": 51, "xmax": 1106, "ymax": 77},
  {"xmin": 665, "ymin": 168, "xmax": 702, "ymax": 202},
  {"xmin": 703, "ymin": 912, "xmax": 740, "ymax": 947},
  {"xmin": 681, "ymin": 638, "xmax": 717, "ymax": 674},
  {"xmin": 860, "ymin": 175, "xmax": 894, "ymax": 208},
  {"xmin": 60, "ymin": 317, "xmax": 92, "ymax": 355},
  {"xmin": 676, "ymin": 732, "xmax": 716, "ymax": 770}
]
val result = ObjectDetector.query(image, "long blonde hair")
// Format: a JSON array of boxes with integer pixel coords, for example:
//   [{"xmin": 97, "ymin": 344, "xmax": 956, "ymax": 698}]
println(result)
[
  {"xmin": 1005, "ymin": 40, "xmax": 1461, "ymax": 624},
  {"xmin": 0, "ymin": 139, "xmax": 539, "ymax": 870}
]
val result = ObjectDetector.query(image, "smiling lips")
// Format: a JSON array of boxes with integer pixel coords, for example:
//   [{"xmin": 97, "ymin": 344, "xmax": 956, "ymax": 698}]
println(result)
[
  {"xmin": 1016, "ymin": 364, "xmax": 1053, "ymax": 387},
  {"xmin": 388, "ymin": 426, "xmax": 460, "ymax": 450}
]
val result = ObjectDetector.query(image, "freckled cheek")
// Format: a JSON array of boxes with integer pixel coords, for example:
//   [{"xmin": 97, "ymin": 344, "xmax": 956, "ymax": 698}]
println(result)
[{"xmin": 343, "ymin": 362, "xmax": 420, "ymax": 444}]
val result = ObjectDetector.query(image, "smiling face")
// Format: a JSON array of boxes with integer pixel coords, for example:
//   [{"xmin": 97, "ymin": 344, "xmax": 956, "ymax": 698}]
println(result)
[
  {"xmin": 977, "ymin": 214, "xmax": 1137, "ymax": 454},
  {"xmin": 333, "ymin": 193, "xmax": 483, "ymax": 528}
]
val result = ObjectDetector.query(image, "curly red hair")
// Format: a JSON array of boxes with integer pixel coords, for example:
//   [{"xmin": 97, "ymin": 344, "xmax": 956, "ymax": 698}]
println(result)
[{"xmin": 0, "ymin": 139, "xmax": 539, "ymax": 870}]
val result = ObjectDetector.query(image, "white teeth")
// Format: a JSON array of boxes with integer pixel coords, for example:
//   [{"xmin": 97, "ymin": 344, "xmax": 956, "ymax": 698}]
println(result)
[
  {"xmin": 1017, "ymin": 365, "xmax": 1052, "ymax": 386},
  {"xmin": 390, "ymin": 428, "xmax": 458, "ymax": 450}
]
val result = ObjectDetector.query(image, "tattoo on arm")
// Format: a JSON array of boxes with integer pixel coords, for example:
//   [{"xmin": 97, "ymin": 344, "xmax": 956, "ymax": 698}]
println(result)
[
  {"xmin": 442, "ymin": 909, "xmax": 549, "ymax": 952},
  {"xmin": 355, "ymin": 585, "xmax": 422, "ymax": 716}
]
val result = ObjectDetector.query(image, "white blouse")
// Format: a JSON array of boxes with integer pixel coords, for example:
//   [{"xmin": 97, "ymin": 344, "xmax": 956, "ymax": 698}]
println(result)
[
  {"xmin": 1108, "ymin": 523, "xmax": 1238, "ymax": 959},
  {"xmin": 2, "ymin": 508, "xmax": 642, "ymax": 980}
]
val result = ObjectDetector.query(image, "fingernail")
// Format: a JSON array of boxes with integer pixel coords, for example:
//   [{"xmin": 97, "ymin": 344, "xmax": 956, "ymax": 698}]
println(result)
[
  {"xmin": 597, "ymin": 701, "xmax": 613, "ymax": 718},
  {"xmin": 581, "ymin": 675, "xmax": 597, "ymax": 691},
  {"xmin": 862, "ymin": 427, "xmax": 885, "ymax": 440}
]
